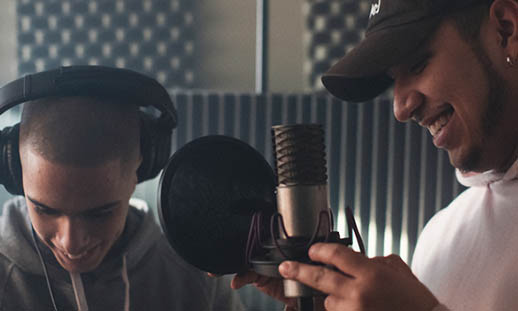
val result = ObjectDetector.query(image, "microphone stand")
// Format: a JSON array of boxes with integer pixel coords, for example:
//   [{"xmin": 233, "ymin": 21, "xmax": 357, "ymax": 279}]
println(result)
[{"xmin": 298, "ymin": 297, "xmax": 313, "ymax": 311}]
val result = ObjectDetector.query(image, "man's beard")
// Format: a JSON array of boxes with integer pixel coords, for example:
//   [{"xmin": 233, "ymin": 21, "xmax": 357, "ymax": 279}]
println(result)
[{"xmin": 456, "ymin": 41, "xmax": 506, "ymax": 172}]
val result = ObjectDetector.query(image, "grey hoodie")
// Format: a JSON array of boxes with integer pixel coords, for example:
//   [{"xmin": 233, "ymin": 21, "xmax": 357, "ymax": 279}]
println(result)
[{"xmin": 0, "ymin": 197, "xmax": 244, "ymax": 311}]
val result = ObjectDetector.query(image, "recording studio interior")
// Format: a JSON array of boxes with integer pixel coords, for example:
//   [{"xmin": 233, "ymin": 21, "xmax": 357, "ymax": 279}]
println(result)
[{"xmin": 0, "ymin": 1, "xmax": 465, "ymax": 310}]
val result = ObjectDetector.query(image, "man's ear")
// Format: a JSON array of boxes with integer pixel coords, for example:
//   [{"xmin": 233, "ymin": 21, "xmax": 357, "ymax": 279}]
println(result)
[{"xmin": 490, "ymin": 0, "xmax": 518, "ymax": 50}]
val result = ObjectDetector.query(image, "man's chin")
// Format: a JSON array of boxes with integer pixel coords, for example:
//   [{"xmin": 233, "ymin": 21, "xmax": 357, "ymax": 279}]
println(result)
[
  {"xmin": 57, "ymin": 258, "xmax": 101, "ymax": 273},
  {"xmin": 448, "ymin": 148, "xmax": 483, "ymax": 173}
]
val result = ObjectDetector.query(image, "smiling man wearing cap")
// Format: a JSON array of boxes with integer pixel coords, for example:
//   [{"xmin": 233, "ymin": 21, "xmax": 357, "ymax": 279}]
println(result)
[{"xmin": 232, "ymin": 0, "xmax": 518, "ymax": 310}]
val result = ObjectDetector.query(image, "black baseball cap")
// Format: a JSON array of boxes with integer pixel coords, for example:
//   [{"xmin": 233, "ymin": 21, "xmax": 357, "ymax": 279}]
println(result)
[{"xmin": 321, "ymin": 0, "xmax": 493, "ymax": 103}]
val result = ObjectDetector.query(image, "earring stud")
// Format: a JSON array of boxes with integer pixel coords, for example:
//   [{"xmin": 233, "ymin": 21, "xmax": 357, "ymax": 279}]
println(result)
[{"xmin": 507, "ymin": 56, "xmax": 515, "ymax": 67}]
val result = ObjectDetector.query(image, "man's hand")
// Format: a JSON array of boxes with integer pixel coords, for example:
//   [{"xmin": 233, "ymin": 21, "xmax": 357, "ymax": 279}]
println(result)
[
  {"xmin": 230, "ymin": 270, "xmax": 297, "ymax": 309},
  {"xmin": 278, "ymin": 243, "xmax": 439, "ymax": 311}
]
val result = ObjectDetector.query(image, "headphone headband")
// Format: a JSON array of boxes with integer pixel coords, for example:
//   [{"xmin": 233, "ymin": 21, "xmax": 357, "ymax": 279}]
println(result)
[
  {"xmin": 0, "ymin": 65, "xmax": 178, "ymax": 194},
  {"xmin": 0, "ymin": 65, "xmax": 177, "ymax": 129}
]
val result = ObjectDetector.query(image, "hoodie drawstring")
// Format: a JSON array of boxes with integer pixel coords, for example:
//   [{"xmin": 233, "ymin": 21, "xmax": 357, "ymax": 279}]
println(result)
[
  {"xmin": 71, "ymin": 272, "xmax": 89, "ymax": 311},
  {"xmin": 122, "ymin": 253, "xmax": 130, "ymax": 311},
  {"xmin": 31, "ymin": 226, "xmax": 59, "ymax": 311}
]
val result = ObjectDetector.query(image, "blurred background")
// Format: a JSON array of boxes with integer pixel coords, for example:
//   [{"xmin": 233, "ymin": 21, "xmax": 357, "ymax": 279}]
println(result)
[{"xmin": 0, "ymin": 1, "xmax": 464, "ymax": 310}]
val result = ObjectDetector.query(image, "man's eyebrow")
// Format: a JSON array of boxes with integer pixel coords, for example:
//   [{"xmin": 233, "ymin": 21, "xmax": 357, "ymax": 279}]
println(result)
[
  {"xmin": 27, "ymin": 196, "xmax": 120, "ymax": 213},
  {"xmin": 410, "ymin": 49, "xmax": 433, "ymax": 65},
  {"xmin": 83, "ymin": 201, "xmax": 121, "ymax": 214},
  {"xmin": 27, "ymin": 196, "xmax": 55, "ymax": 210}
]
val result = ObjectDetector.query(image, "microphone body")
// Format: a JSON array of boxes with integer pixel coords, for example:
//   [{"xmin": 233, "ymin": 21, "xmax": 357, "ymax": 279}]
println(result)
[{"xmin": 272, "ymin": 124, "xmax": 330, "ymax": 299}]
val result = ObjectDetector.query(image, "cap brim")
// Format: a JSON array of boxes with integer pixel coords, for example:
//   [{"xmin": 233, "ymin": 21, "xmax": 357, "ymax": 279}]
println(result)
[{"xmin": 321, "ymin": 15, "xmax": 443, "ymax": 103}]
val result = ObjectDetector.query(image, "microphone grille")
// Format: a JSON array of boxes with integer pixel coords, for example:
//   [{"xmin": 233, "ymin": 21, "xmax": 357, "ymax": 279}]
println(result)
[{"xmin": 272, "ymin": 124, "xmax": 327, "ymax": 186}]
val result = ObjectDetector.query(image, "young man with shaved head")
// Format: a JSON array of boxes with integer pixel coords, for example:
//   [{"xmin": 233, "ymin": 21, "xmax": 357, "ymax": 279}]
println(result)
[
  {"xmin": 233, "ymin": 0, "xmax": 518, "ymax": 310},
  {"xmin": 0, "ymin": 96, "xmax": 243, "ymax": 310}
]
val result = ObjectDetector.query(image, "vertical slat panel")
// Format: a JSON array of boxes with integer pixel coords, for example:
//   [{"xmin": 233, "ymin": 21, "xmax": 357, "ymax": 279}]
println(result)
[
  {"xmin": 185, "ymin": 92, "xmax": 194, "ymax": 143},
  {"xmin": 355, "ymin": 102, "xmax": 377, "ymax": 251},
  {"xmin": 254, "ymin": 94, "xmax": 267, "ymax": 156},
  {"xmin": 383, "ymin": 102, "xmax": 396, "ymax": 256},
  {"xmin": 421, "ymin": 131, "xmax": 438, "ymax": 234},
  {"xmin": 344, "ymin": 101, "xmax": 358, "ymax": 241},
  {"xmin": 263, "ymin": 95, "xmax": 273, "ymax": 165},
  {"xmin": 223, "ymin": 93, "xmax": 235, "ymax": 136},
  {"xmin": 174, "ymin": 92, "xmax": 188, "ymax": 150},
  {"xmin": 271, "ymin": 94, "xmax": 283, "ymax": 127},
  {"xmin": 353, "ymin": 103, "xmax": 365, "ymax": 247},
  {"xmin": 233, "ymin": 93, "xmax": 242, "ymax": 138},
  {"xmin": 401, "ymin": 122, "xmax": 422, "ymax": 263},
  {"xmin": 439, "ymin": 150, "xmax": 455, "ymax": 208},
  {"xmin": 295, "ymin": 94, "xmax": 304, "ymax": 124},
  {"xmin": 207, "ymin": 93, "xmax": 220, "ymax": 136},
  {"xmin": 239, "ymin": 94, "xmax": 252, "ymax": 141},
  {"xmin": 336, "ymin": 97, "xmax": 348, "ymax": 238},
  {"xmin": 367, "ymin": 102, "xmax": 380, "ymax": 258},
  {"xmin": 201, "ymin": 93, "xmax": 210, "ymax": 137},
  {"xmin": 249, "ymin": 94, "xmax": 258, "ymax": 148},
  {"xmin": 327, "ymin": 97, "xmax": 342, "ymax": 219},
  {"xmin": 389, "ymin": 109, "xmax": 406, "ymax": 255},
  {"xmin": 371, "ymin": 100, "xmax": 390, "ymax": 256},
  {"xmin": 191, "ymin": 93, "xmax": 204, "ymax": 141},
  {"xmin": 301, "ymin": 94, "xmax": 312, "ymax": 124},
  {"xmin": 285, "ymin": 94, "xmax": 299, "ymax": 125}
]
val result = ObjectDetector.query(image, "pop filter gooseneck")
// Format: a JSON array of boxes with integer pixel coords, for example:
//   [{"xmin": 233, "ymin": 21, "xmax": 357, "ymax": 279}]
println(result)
[{"xmin": 158, "ymin": 135, "xmax": 277, "ymax": 275}]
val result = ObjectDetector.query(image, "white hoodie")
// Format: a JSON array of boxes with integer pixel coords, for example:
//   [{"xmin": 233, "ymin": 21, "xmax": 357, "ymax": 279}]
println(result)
[{"xmin": 412, "ymin": 161, "xmax": 518, "ymax": 311}]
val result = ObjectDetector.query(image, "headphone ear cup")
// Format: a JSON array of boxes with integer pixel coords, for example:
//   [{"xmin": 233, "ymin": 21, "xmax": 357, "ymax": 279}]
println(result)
[
  {"xmin": 0, "ymin": 124, "xmax": 24, "ymax": 196},
  {"xmin": 137, "ymin": 112, "xmax": 173, "ymax": 183}
]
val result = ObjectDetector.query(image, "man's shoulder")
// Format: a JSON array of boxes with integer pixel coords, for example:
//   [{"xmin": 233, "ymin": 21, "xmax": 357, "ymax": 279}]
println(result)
[
  {"xmin": 423, "ymin": 186, "xmax": 481, "ymax": 229},
  {"xmin": 131, "ymin": 237, "xmax": 244, "ymax": 311},
  {"xmin": 1, "ymin": 196, "xmax": 26, "ymax": 211},
  {"xmin": 412, "ymin": 186, "xmax": 484, "ymax": 270},
  {"xmin": 145, "ymin": 235, "xmax": 202, "ymax": 275},
  {"xmin": 0, "ymin": 252, "xmax": 17, "ymax": 296}
]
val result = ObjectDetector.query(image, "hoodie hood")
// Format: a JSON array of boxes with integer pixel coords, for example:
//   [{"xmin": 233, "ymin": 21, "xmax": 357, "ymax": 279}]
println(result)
[
  {"xmin": 456, "ymin": 158, "xmax": 518, "ymax": 187},
  {"xmin": 0, "ymin": 197, "xmax": 162, "ymax": 278}
]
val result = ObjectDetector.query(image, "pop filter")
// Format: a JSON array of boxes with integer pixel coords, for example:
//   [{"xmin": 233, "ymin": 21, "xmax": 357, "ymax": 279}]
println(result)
[{"xmin": 158, "ymin": 135, "xmax": 276, "ymax": 275}]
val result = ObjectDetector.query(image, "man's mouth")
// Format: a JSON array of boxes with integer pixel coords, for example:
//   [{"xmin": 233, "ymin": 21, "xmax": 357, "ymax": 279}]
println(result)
[
  {"xmin": 427, "ymin": 106, "xmax": 454, "ymax": 137},
  {"xmin": 58, "ymin": 245, "xmax": 98, "ymax": 261}
]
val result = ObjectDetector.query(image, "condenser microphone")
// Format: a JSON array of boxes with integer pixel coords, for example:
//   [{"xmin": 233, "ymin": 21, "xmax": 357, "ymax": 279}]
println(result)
[{"xmin": 272, "ymin": 124, "xmax": 330, "ymax": 310}]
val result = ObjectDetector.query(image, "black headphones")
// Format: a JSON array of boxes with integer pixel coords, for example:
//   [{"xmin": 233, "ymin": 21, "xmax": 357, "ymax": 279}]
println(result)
[{"xmin": 0, "ymin": 65, "xmax": 178, "ymax": 196}]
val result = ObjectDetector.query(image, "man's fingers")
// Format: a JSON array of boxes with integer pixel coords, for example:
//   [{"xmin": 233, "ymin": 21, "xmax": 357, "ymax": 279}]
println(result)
[
  {"xmin": 278, "ymin": 261, "xmax": 351, "ymax": 297},
  {"xmin": 231, "ymin": 271, "xmax": 260, "ymax": 289},
  {"xmin": 308, "ymin": 243, "xmax": 368, "ymax": 276},
  {"xmin": 207, "ymin": 272, "xmax": 222, "ymax": 278}
]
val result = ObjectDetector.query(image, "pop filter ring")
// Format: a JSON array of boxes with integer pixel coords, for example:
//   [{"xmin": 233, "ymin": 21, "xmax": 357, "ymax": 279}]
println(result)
[{"xmin": 158, "ymin": 135, "xmax": 277, "ymax": 274}]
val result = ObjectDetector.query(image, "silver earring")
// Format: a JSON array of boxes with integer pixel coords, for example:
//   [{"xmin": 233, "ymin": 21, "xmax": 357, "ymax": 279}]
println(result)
[{"xmin": 507, "ymin": 56, "xmax": 515, "ymax": 67}]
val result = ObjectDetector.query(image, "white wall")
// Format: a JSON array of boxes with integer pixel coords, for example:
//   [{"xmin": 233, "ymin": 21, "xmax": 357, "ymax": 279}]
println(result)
[
  {"xmin": 0, "ymin": 0, "xmax": 18, "ymax": 206},
  {"xmin": 195, "ymin": 0, "xmax": 305, "ymax": 92},
  {"xmin": 0, "ymin": 0, "xmax": 17, "ymax": 87}
]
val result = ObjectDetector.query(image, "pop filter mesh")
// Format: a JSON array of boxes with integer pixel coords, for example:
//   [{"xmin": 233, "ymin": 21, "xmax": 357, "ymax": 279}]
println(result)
[{"xmin": 159, "ymin": 136, "xmax": 276, "ymax": 274}]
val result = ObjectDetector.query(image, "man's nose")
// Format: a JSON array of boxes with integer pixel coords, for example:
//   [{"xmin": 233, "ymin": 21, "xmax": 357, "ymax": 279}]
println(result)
[
  {"xmin": 57, "ymin": 217, "xmax": 90, "ymax": 255},
  {"xmin": 393, "ymin": 85, "xmax": 424, "ymax": 123}
]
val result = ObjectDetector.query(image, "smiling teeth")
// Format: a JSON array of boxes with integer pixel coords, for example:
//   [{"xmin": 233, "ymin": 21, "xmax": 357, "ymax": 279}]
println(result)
[
  {"xmin": 64, "ymin": 249, "xmax": 90, "ymax": 260},
  {"xmin": 428, "ymin": 113, "xmax": 452, "ymax": 137}
]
